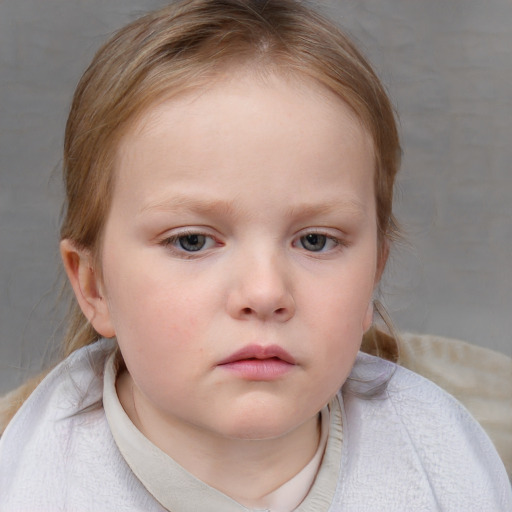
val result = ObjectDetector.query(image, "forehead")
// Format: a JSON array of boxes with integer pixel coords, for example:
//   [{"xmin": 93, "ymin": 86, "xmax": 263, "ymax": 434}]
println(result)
[
  {"xmin": 113, "ymin": 69, "xmax": 375, "ymax": 214},
  {"xmin": 121, "ymin": 66, "xmax": 373, "ymax": 155}
]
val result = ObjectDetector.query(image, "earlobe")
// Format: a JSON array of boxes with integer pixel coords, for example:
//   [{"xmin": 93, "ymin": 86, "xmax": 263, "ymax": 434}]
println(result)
[{"xmin": 60, "ymin": 239, "xmax": 115, "ymax": 338}]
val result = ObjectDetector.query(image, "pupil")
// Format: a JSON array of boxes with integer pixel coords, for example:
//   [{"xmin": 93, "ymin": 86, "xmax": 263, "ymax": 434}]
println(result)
[
  {"xmin": 179, "ymin": 234, "xmax": 205, "ymax": 251},
  {"xmin": 307, "ymin": 234, "xmax": 319, "ymax": 245},
  {"xmin": 302, "ymin": 233, "xmax": 326, "ymax": 251}
]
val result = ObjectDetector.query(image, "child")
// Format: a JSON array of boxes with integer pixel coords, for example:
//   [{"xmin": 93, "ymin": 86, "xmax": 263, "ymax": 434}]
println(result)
[{"xmin": 0, "ymin": 0, "xmax": 510, "ymax": 510}]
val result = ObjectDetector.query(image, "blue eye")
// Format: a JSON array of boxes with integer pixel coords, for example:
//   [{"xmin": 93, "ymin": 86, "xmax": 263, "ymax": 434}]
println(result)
[
  {"xmin": 300, "ymin": 233, "xmax": 327, "ymax": 252},
  {"xmin": 177, "ymin": 234, "xmax": 207, "ymax": 252},
  {"xmin": 296, "ymin": 232, "xmax": 343, "ymax": 253},
  {"xmin": 161, "ymin": 230, "xmax": 219, "ymax": 257}
]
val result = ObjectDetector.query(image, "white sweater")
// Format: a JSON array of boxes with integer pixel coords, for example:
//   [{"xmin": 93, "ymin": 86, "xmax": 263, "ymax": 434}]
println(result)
[{"xmin": 1, "ymin": 339, "xmax": 510, "ymax": 511}]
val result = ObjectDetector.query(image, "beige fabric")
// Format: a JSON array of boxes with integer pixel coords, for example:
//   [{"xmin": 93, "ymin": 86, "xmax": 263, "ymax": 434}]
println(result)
[{"xmin": 397, "ymin": 332, "xmax": 512, "ymax": 480}]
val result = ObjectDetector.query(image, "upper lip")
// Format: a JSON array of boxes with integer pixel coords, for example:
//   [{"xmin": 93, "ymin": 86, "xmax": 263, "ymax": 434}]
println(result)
[{"xmin": 218, "ymin": 344, "xmax": 296, "ymax": 365}]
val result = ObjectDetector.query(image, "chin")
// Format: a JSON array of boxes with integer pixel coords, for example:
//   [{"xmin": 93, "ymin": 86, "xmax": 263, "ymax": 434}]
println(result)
[
  {"xmin": 217, "ymin": 411, "xmax": 305, "ymax": 442},
  {"xmin": 224, "ymin": 426, "xmax": 291, "ymax": 441}
]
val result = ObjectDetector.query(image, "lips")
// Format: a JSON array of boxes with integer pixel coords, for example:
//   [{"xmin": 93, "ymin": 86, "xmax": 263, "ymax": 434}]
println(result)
[
  {"xmin": 218, "ymin": 344, "xmax": 296, "ymax": 365},
  {"xmin": 217, "ymin": 344, "xmax": 296, "ymax": 380}
]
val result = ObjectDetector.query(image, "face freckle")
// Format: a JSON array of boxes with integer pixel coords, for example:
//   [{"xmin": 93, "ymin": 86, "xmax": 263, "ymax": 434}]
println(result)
[{"xmin": 98, "ymin": 69, "xmax": 379, "ymax": 453}]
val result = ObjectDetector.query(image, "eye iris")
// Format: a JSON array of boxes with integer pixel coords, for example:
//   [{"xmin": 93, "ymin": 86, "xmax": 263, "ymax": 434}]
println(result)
[
  {"xmin": 179, "ymin": 234, "xmax": 206, "ymax": 251},
  {"xmin": 301, "ymin": 233, "xmax": 326, "ymax": 251}
]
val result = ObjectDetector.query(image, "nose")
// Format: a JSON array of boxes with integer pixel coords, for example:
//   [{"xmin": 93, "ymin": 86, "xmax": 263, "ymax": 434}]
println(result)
[{"xmin": 226, "ymin": 249, "xmax": 295, "ymax": 322}]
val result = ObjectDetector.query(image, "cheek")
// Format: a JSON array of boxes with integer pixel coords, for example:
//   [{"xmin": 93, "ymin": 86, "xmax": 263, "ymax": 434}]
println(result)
[
  {"xmin": 103, "ymin": 250, "xmax": 192, "ymax": 329},
  {"xmin": 102, "ymin": 259, "xmax": 214, "ymax": 363},
  {"xmin": 299, "ymin": 265, "xmax": 375, "ymax": 376},
  {"xmin": 303, "ymin": 270, "xmax": 374, "ymax": 331}
]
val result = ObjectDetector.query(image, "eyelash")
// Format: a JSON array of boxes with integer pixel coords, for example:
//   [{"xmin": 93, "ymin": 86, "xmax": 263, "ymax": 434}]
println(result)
[
  {"xmin": 160, "ymin": 230, "xmax": 218, "ymax": 258},
  {"xmin": 294, "ymin": 231, "xmax": 347, "ymax": 254},
  {"xmin": 160, "ymin": 229, "xmax": 348, "ymax": 258}
]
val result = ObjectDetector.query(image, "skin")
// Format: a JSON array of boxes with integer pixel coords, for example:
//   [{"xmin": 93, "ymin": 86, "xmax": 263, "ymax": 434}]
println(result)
[{"xmin": 61, "ymin": 69, "xmax": 383, "ymax": 503}]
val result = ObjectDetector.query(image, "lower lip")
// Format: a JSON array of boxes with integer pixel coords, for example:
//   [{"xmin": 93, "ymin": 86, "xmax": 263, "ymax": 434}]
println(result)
[{"xmin": 219, "ymin": 358, "xmax": 294, "ymax": 380}]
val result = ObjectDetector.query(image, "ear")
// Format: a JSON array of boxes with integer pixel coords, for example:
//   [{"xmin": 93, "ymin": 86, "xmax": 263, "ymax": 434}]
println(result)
[{"xmin": 60, "ymin": 239, "xmax": 115, "ymax": 338}]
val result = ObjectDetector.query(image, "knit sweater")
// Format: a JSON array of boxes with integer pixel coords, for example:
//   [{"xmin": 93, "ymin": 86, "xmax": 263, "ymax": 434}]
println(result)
[{"xmin": 1, "ymin": 338, "xmax": 510, "ymax": 511}]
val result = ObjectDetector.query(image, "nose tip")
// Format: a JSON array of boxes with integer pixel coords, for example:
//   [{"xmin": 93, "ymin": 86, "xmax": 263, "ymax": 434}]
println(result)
[{"xmin": 227, "ymin": 258, "xmax": 296, "ymax": 322}]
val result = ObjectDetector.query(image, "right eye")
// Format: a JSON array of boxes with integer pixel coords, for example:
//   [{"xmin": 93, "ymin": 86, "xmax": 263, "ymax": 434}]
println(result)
[{"xmin": 161, "ymin": 231, "xmax": 216, "ymax": 254}]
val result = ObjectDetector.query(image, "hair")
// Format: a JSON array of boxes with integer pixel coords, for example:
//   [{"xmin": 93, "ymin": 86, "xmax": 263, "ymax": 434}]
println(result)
[{"xmin": 1, "ymin": 0, "xmax": 401, "ymax": 431}]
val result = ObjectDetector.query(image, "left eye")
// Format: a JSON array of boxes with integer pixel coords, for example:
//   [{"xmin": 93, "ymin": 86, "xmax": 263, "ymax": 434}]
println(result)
[
  {"xmin": 177, "ymin": 234, "xmax": 207, "ymax": 251},
  {"xmin": 298, "ymin": 233, "xmax": 339, "ymax": 252}
]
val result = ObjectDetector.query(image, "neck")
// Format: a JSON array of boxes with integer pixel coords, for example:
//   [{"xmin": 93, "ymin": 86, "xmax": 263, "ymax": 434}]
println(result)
[
  {"xmin": 117, "ymin": 370, "xmax": 321, "ymax": 503},
  {"xmin": 170, "ymin": 416, "xmax": 321, "ymax": 504}
]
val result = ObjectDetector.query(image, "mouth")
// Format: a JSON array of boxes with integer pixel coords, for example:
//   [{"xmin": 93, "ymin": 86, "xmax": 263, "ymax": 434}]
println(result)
[
  {"xmin": 217, "ymin": 344, "xmax": 296, "ymax": 380},
  {"xmin": 218, "ymin": 344, "xmax": 296, "ymax": 365}
]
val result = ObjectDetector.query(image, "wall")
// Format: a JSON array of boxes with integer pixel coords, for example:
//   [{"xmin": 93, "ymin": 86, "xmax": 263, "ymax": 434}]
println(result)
[{"xmin": 1, "ymin": 0, "xmax": 511, "ymax": 393}]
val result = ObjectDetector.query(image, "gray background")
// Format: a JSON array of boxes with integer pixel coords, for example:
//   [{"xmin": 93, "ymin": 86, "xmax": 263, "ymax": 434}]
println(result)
[{"xmin": 1, "ymin": 0, "xmax": 511, "ymax": 394}]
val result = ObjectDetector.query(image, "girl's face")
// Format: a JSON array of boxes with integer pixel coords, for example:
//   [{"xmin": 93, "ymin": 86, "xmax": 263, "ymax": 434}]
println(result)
[{"xmin": 97, "ymin": 71, "xmax": 380, "ymax": 442}]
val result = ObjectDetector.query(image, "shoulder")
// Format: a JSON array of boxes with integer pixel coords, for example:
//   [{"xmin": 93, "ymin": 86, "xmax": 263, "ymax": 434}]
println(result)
[
  {"xmin": 343, "ymin": 351, "xmax": 502, "ymax": 441},
  {"xmin": 334, "ymin": 353, "xmax": 512, "ymax": 511},
  {"xmin": 0, "ymin": 340, "xmax": 113, "ymax": 489},
  {"xmin": 1, "ymin": 338, "xmax": 115, "ymax": 430},
  {"xmin": 0, "ymin": 340, "xmax": 163, "ymax": 511}
]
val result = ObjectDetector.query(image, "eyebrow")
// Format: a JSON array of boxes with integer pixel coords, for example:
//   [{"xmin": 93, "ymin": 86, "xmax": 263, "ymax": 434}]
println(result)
[
  {"xmin": 139, "ymin": 195, "xmax": 368, "ymax": 220},
  {"xmin": 139, "ymin": 196, "xmax": 238, "ymax": 216},
  {"xmin": 285, "ymin": 199, "xmax": 368, "ymax": 220}
]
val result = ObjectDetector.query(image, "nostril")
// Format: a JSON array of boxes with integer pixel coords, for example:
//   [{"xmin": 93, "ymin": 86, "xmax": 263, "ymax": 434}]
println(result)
[
  {"xmin": 242, "ymin": 307, "xmax": 252, "ymax": 315},
  {"xmin": 275, "ymin": 308, "xmax": 286, "ymax": 315}
]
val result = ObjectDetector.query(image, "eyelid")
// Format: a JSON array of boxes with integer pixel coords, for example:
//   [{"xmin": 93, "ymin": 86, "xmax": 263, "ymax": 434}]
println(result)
[
  {"xmin": 294, "ymin": 227, "xmax": 348, "ymax": 241},
  {"xmin": 292, "ymin": 228, "xmax": 349, "ymax": 251},
  {"xmin": 160, "ymin": 228, "xmax": 220, "ymax": 256}
]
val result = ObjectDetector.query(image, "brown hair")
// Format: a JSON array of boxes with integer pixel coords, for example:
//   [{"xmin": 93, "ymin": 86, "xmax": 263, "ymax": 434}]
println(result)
[{"xmin": 1, "ymin": 0, "xmax": 401, "ymax": 430}]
